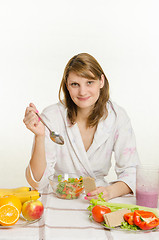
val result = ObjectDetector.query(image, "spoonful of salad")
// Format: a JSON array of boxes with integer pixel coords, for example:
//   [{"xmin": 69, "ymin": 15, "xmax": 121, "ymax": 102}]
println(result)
[{"xmin": 36, "ymin": 112, "xmax": 64, "ymax": 145}]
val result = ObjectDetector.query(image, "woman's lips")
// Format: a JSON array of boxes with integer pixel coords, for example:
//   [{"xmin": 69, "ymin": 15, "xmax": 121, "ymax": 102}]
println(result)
[{"xmin": 77, "ymin": 97, "xmax": 90, "ymax": 101}]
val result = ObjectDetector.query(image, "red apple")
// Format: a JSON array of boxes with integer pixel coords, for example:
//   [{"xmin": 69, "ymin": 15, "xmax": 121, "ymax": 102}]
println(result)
[{"xmin": 22, "ymin": 200, "xmax": 44, "ymax": 221}]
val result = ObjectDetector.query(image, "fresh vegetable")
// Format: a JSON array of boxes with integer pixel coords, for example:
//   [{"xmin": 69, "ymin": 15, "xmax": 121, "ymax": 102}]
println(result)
[
  {"xmin": 133, "ymin": 210, "xmax": 159, "ymax": 230},
  {"xmin": 121, "ymin": 221, "xmax": 139, "ymax": 230},
  {"xmin": 88, "ymin": 194, "xmax": 159, "ymax": 217},
  {"xmin": 56, "ymin": 176, "xmax": 83, "ymax": 199},
  {"xmin": 88, "ymin": 193, "xmax": 159, "ymax": 231},
  {"xmin": 92, "ymin": 205, "xmax": 111, "ymax": 223},
  {"xmin": 124, "ymin": 212, "xmax": 134, "ymax": 225}
]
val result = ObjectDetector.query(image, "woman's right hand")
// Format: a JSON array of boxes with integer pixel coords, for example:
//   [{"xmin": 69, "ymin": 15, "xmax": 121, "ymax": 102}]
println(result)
[{"xmin": 23, "ymin": 103, "xmax": 45, "ymax": 136}]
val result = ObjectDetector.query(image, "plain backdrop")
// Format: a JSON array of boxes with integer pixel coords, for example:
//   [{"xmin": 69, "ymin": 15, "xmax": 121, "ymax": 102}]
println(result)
[{"xmin": 0, "ymin": 0, "xmax": 159, "ymax": 188}]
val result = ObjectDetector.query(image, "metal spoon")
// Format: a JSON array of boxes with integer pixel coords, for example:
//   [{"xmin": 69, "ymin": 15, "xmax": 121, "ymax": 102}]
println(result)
[{"xmin": 36, "ymin": 112, "xmax": 64, "ymax": 145}]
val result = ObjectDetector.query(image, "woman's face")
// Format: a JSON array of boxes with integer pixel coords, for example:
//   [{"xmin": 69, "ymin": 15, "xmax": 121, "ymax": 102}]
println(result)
[{"xmin": 67, "ymin": 72, "xmax": 104, "ymax": 111}]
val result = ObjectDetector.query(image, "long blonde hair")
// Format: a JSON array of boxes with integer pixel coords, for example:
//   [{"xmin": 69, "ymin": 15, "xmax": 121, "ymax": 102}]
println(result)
[{"xmin": 59, "ymin": 53, "xmax": 109, "ymax": 127}]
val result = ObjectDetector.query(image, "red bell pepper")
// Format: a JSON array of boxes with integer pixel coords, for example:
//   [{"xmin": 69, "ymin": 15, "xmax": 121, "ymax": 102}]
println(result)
[
  {"xmin": 133, "ymin": 210, "xmax": 159, "ymax": 230},
  {"xmin": 124, "ymin": 212, "xmax": 134, "ymax": 225}
]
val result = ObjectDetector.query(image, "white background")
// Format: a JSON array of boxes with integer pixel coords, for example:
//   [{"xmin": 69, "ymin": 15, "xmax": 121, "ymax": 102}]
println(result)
[{"xmin": 0, "ymin": 0, "xmax": 159, "ymax": 188}]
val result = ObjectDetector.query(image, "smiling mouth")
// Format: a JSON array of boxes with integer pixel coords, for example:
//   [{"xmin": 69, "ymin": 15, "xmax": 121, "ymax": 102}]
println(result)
[{"xmin": 77, "ymin": 97, "xmax": 90, "ymax": 101}]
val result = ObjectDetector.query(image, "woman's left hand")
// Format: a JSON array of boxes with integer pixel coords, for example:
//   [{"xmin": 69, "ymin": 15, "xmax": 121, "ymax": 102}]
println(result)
[
  {"xmin": 85, "ymin": 186, "xmax": 111, "ymax": 201},
  {"xmin": 84, "ymin": 182, "xmax": 132, "ymax": 201}
]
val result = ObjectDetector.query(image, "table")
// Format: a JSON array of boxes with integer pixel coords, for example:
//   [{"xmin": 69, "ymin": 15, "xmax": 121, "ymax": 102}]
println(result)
[{"xmin": 0, "ymin": 186, "xmax": 159, "ymax": 240}]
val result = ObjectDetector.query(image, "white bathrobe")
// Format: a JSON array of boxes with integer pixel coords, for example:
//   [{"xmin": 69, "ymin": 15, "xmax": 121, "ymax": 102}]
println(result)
[{"xmin": 26, "ymin": 100, "xmax": 140, "ymax": 193}]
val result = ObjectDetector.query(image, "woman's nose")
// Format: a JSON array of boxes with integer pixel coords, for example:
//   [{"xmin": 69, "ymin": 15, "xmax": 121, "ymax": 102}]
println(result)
[{"xmin": 79, "ymin": 85, "xmax": 86, "ymax": 95}]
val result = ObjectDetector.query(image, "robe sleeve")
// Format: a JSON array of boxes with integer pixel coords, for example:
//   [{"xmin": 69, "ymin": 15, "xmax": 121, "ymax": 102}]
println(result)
[{"xmin": 111, "ymin": 117, "xmax": 140, "ymax": 194}]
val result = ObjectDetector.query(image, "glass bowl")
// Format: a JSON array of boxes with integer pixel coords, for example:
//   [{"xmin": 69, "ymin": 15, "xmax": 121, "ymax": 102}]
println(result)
[{"xmin": 48, "ymin": 173, "xmax": 84, "ymax": 199}]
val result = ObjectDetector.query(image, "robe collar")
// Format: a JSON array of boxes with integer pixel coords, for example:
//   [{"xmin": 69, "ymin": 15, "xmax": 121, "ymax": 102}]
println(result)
[{"xmin": 58, "ymin": 101, "xmax": 116, "ymax": 178}]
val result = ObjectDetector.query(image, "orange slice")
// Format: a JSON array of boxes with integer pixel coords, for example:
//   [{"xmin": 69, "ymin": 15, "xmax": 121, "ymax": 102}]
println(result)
[{"xmin": 0, "ymin": 204, "xmax": 20, "ymax": 226}]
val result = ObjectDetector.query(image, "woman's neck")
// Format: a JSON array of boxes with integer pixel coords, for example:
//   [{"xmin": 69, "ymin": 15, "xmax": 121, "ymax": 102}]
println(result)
[{"xmin": 76, "ymin": 107, "xmax": 91, "ymax": 123}]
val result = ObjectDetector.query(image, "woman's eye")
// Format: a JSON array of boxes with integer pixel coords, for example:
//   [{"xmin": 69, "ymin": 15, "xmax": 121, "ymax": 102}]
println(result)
[
  {"xmin": 87, "ymin": 81, "xmax": 93, "ymax": 85},
  {"xmin": 71, "ymin": 83, "xmax": 79, "ymax": 87}
]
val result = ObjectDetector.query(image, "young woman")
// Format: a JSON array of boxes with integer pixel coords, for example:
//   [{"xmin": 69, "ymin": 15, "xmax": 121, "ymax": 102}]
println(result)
[{"xmin": 23, "ymin": 53, "xmax": 140, "ymax": 201}]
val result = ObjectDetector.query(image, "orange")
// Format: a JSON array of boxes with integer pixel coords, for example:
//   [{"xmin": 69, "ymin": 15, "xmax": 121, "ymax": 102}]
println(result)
[
  {"xmin": 0, "ymin": 195, "xmax": 22, "ymax": 213},
  {"xmin": 0, "ymin": 204, "xmax": 20, "ymax": 226}
]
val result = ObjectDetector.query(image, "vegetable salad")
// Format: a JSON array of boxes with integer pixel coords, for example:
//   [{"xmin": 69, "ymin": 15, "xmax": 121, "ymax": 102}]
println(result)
[{"xmin": 56, "ymin": 175, "xmax": 83, "ymax": 199}]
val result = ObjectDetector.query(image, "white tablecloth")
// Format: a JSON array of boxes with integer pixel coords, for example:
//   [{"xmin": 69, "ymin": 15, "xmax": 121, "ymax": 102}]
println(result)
[{"xmin": 0, "ymin": 186, "xmax": 159, "ymax": 240}]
